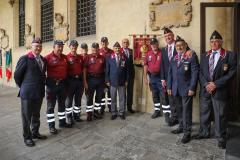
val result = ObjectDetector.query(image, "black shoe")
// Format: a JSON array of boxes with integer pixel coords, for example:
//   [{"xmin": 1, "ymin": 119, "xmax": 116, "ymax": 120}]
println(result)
[
  {"xmin": 128, "ymin": 108, "xmax": 135, "ymax": 114},
  {"xmin": 168, "ymin": 119, "xmax": 179, "ymax": 127},
  {"xmin": 171, "ymin": 128, "xmax": 183, "ymax": 134},
  {"xmin": 66, "ymin": 117, "xmax": 74, "ymax": 125},
  {"xmin": 164, "ymin": 113, "xmax": 171, "ymax": 125},
  {"xmin": 87, "ymin": 112, "xmax": 93, "ymax": 121},
  {"xmin": 49, "ymin": 127, "xmax": 58, "ymax": 135},
  {"xmin": 59, "ymin": 123, "xmax": 72, "ymax": 128},
  {"xmin": 192, "ymin": 134, "xmax": 210, "ymax": 140},
  {"xmin": 74, "ymin": 117, "xmax": 83, "ymax": 122},
  {"xmin": 94, "ymin": 111, "xmax": 103, "ymax": 119},
  {"xmin": 218, "ymin": 140, "xmax": 226, "ymax": 149},
  {"xmin": 32, "ymin": 133, "xmax": 47, "ymax": 140},
  {"xmin": 111, "ymin": 115, "xmax": 117, "ymax": 120},
  {"xmin": 181, "ymin": 134, "xmax": 191, "ymax": 144},
  {"xmin": 108, "ymin": 106, "xmax": 111, "ymax": 113},
  {"xmin": 119, "ymin": 114, "xmax": 126, "ymax": 120},
  {"xmin": 24, "ymin": 139, "xmax": 35, "ymax": 147},
  {"xmin": 151, "ymin": 111, "xmax": 161, "ymax": 119},
  {"xmin": 100, "ymin": 106, "xmax": 105, "ymax": 115}
]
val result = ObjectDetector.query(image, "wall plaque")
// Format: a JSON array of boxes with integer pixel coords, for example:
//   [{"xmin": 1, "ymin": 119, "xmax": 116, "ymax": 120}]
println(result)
[
  {"xmin": 53, "ymin": 13, "xmax": 69, "ymax": 42},
  {"xmin": 149, "ymin": 0, "xmax": 192, "ymax": 31}
]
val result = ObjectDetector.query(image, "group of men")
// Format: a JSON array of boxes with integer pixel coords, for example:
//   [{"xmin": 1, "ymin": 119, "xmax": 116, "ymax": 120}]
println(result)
[
  {"xmin": 14, "ymin": 37, "xmax": 135, "ymax": 147},
  {"xmin": 143, "ymin": 28, "xmax": 236, "ymax": 149},
  {"xmin": 14, "ymin": 28, "xmax": 236, "ymax": 150}
]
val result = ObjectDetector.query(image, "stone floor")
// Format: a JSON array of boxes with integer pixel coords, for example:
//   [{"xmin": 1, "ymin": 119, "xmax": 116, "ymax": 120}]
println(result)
[{"xmin": 0, "ymin": 86, "xmax": 227, "ymax": 160}]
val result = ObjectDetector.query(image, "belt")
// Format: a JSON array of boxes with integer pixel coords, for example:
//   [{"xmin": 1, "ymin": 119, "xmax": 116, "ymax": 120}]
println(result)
[
  {"xmin": 149, "ymin": 72, "xmax": 160, "ymax": 76},
  {"xmin": 47, "ymin": 77, "xmax": 65, "ymax": 85},
  {"xmin": 88, "ymin": 73, "xmax": 104, "ymax": 77}
]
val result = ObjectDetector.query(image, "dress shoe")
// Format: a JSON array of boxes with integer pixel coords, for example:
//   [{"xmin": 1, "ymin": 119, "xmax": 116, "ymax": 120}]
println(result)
[
  {"xmin": 24, "ymin": 139, "xmax": 35, "ymax": 147},
  {"xmin": 74, "ymin": 117, "xmax": 83, "ymax": 122},
  {"xmin": 171, "ymin": 128, "xmax": 183, "ymax": 134},
  {"xmin": 111, "ymin": 115, "xmax": 117, "ymax": 120},
  {"xmin": 128, "ymin": 108, "xmax": 135, "ymax": 114},
  {"xmin": 151, "ymin": 111, "xmax": 161, "ymax": 119},
  {"xmin": 119, "ymin": 114, "xmax": 126, "ymax": 120},
  {"xmin": 108, "ymin": 106, "xmax": 111, "ymax": 113},
  {"xmin": 168, "ymin": 119, "xmax": 179, "ymax": 127},
  {"xmin": 87, "ymin": 112, "xmax": 93, "ymax": 121},
  {"xmin": 181, "ymin": 134, "xmax": 191, "ymax": 144},
  {"xmin": 59, "ymin": 123, "xmax": 72, "ymax": 128},
  {"xmin": 49, "ymin": 127, "xmax": 58, "ymax": 135},
  {"xmin": 192, "ymin": 134, "xmax": 210, "ymax": 140},
  {"xmin": 100, "ymin": 107, "xmax": 105, "ymax": 115},
  {"xmin": 32, "ymin": 133, "xmax": 47, "ymax": 140},
  {"xmin": 218, "ymin": 140, "xmax": 226, "ymax": 149},
  {"xmin": 94, "ymin": 111, "xmax": 103, "ymax": 119}
]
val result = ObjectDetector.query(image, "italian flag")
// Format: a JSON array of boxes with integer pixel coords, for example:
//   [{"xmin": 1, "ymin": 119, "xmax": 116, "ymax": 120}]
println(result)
[{"xmin": 5, "ymin": 49, "xmax": 12, "ymax": 82}]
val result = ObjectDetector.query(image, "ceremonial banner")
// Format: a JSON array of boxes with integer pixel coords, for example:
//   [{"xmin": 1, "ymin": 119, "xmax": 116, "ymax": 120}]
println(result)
[
  {"xmin": 133, "ymin": 35, "xmax": 151, "ymax": 65},
  {"xmin": 5, "ymin": 49, "xmax": 12, "ymax": 81}
]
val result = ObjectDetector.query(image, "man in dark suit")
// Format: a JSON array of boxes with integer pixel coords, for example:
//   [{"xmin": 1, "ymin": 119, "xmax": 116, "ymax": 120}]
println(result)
[
  {"xmin": 194, "ymin": 31, "xmax": 237, "ymax": 149},
  {"xmin": 14, "ymin": 38, "xmax": 47, "ymax": 147},
  {"xmin": 167, "ymin": 36, "xmax": 199, "ymax": 143},
  {"xmin": 105, "ymin": 42, "xmax": 128, "ymax": 120},
  {"xmin": 161, "ymin": 28, "xmax": 178, "ymax": 126},
  {"xmin": 121, "ymin": 38, "xmax": 135, "ymax": 113}
]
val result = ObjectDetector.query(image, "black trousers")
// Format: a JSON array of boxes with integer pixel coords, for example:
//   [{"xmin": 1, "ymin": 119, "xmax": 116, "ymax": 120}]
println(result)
[
  {"xmin": 174, "ymin": 95, "xmax": 193, "ymax": 135},
  {"xmin": 100, "ymin": 85, "xmax": 111, "ymax": 110},
  {"xmin": 168, "ymin": 95, "xmax": 178, "ymax": 120},
  {"xmin": 21, "ymin": 99, "xmax": 43, "ymax": 140},
  {"xmin": 86, "ymin": 76, "xmax": 104, "ymax": 113},
  {"xmin": 126, "ymin": 77, "xmax": 134, "ymax": 110},
  {"xmin": 65, "ymin": 77, "xmax": 84, "ymax": 118},
  {"xmin": 199, "ymin": 96, "xmax": 227, "ymax": 141},
  {"xmin": 46, "ymin": 79, "xmax": 66, "ymax": 128}
]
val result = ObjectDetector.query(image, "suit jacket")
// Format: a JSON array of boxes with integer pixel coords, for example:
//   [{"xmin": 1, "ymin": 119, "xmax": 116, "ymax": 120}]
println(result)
[
  {"xmin": 105, "ymin": 53, "xmax": 128, "ymax": 87},
  {"xmin": 199, "ymin": 48, "xmax": 237, "ymax": 100},
  {"xmin": 121, "ymin": 48, "xmax": 135, "ymax": 80},
  {"xmin": 14, "ymin": 52, "xmax": 46, "ymax": 99},
  {"xmin": 167, "ymin": 51, "xmax": 199, "ymax": 97},
  {"xmin": 161, "ymin": 45, "xmax": 177, "ymax": 80}
]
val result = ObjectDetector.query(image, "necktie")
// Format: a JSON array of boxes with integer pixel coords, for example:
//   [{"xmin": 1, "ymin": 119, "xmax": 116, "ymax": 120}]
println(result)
[
  {"xmin": 168, "ymin": 46, "xmax": 172, "ymax": 61},
  {"xmin": 116, "ymin": 55, "xmax": 120, "ymax": 66},
  {"xmin": 177, "ymin": 53, "xmax": 182, "ymax": 67},
  {"xmin": 125, "ymin": 49, "xmax": 129, "ymax": 58},
  {"xmin": 209, "ymin": 51, "xmax": 217, "ymax": 80},
  {"xmin": 36, "ymin": 56, "xmax": 43, "ymax": 71}
]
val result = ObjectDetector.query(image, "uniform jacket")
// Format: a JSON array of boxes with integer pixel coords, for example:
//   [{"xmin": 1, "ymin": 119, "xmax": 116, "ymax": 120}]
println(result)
[
  {"xmin": 167, "ymin": 51, "xmax": 199, "ymax": 97},
  {"xmin": 121, "ymin": 48, "xmax": 135, "ymax": 79},
  {"xmin": 161, "ymin": 45, "xmax": 177, "ymax": 80},
  {"xmin": 199, "ymin": 48, "xmax": 237, "ymax": 100},
  {"xmin": 105, "ymin": 53, "xmax": 129, "ymax": 87},
  {"xmin": 14, "ymin": 52, "xmax": 46, "ymax": 99}
]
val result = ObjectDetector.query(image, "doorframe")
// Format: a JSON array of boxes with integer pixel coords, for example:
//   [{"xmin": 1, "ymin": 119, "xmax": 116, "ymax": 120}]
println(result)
[{"xmin": 200, "ymin": 2, "xmax": 240, "ymax": 117}]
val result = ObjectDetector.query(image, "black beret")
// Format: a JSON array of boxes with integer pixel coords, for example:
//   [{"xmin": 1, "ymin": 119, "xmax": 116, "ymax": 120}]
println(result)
[
  {"xmin": 210, "ymin": 30, "xmax": 222, "ymax": 40},
  {"xmin": 92, "ymin": 42, "xmax": 99, "ymax": 48},
  {"xmin": 101, "ymin": 37, "xmax": 108, "ymax": 42},
  {"xmin": 32, "ymin": 37, "xmax": 42, "ymax": 44},
  {"xmin": 150, "ymin": 38, "xmax": 158, "ymax": 45},
  {"xmin": 54, "ymin": 40, "xmax": 64, "ymax": 46},
  {"xmin": 81, "ymin": 43, "xmax": 88, "ymax": 49},
  {"xmin": 113, "ymin": 42, "xmax": 121, "ymax": 48},
  {"xmin": 69, "ymin": 40, "xmax": 78, "ymax": 46},
  {"xmin": 163, "ymin": 27, "xmax": 173, "ymax": 34},
  {"xmin": 175, "ymin": 35, "xmax": 185, "ymax": 43}
]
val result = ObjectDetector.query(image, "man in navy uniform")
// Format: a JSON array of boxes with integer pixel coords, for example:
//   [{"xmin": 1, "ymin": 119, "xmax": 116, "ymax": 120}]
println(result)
[
  {"xmin": 65, "ymin": 40, "xmax": 84, "ymax": 126},
  {"xmin": 143, "ymin": 38, "xmax": 169, "ymax": 120},
  {"xmin": 167, "ymin": 36, "xmax": 199, "ymax": 143},
  {"xmin": 105, "ymin": 42, "xmax": 128, "ymax": 120},
  {"xmin": 99, "ymin": 37, "xmax": 114, "ymax": 114},
  {"xmin": 194, "ymin": 31, "xmax": 237, "ymax": 149},
  {"xmin": 45, "ymin": 40, "xmax": 72, "ymax": 135},
  {"xmin": 161, "ymin": 28, "xmax": 178, "ymax": 126},
  {"xmin": 14, "ymin": 37, "xmax": 47, "ymax": 147},
  {"xmin": 121, "ymin": 38, "xmax": 135, "ymax": 113},
  {"xmin": 84, "ymin": 42, "xmax": 105, "ymax": 121}
]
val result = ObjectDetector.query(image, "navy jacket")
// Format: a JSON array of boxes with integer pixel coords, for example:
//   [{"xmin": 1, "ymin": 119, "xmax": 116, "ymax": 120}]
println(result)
[
  {"xmin": 161, "ymin": 45, "xmax": 177, "ymax": 80},
  {"xmin": 167, "ymin": 51, "xmax": 199, "ymax": 97},
  {"xmin": 105, "ymin": 53, "xmax": 128, "ymax": 87},
  {"xmin": 199, "ymin": 49, "xmax": 237, "ymax": 100},
  {"xmin": 121, "ymin": 48, "xmax": 135, "ymax": 80},
  {"xmin": 14, "ymin": 52, "xmax": 46, "ymax": 100}
]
